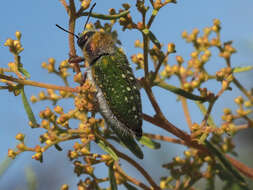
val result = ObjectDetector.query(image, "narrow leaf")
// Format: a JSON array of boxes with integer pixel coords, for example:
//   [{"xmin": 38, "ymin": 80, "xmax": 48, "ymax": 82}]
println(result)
[
  {"xmin": 54, "ymin": 144, "xmax": 63, "ymax": 151},
  {"xmin": 205, "ymin": 141, "xmax": 248, "ymax": 188},
  {"xmin": 139, "ymin": 136, "xmax": 161, "ymax": 149},
  {"xmin": 0, "ymin": 157, "xmax": 14, "ymax": 179},
  {"xmin": 97, "ymin": 139, "xmax": 119, "ymax": 161},
  {"xmin": 233, "ymin": 66, "xmax": 253, "ymax": 73},
  {"xmin": 109, "ymin": 162, "xmax": 118, "ymax": 190},
  {"xmin": 25, "ymin": 167, "xmax": 37, "ymax": 190},
  {"xmin": 18, "ymin": 67, "xmax": 31, "ymax": 78},
  {"xmin": 123, "ymin": 182, "xmax": 139, "ymax": 190},
  {"xmin": 214, "ymin": 164, "xmax": 249, "ymax": 190},
  {"xmin": 81, "ymin": 10, "xmax": 129, "ymax": 20},
  {"xmin": 142, "ymin": 29, "xmax": 161, "ymax": 49},
  {"xmin": 156, "ymin": 80, "xmax": 208, "ymax": 102},
  {"xmin": 21, "ymin": 87, "xmax": 38, "ymax": 127}
]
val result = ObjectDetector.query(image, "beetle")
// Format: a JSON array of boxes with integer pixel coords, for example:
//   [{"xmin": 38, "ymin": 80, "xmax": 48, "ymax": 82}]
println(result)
[{"xmin": 56, "ymin": 3, "xmax": 142, "ymax": 138}]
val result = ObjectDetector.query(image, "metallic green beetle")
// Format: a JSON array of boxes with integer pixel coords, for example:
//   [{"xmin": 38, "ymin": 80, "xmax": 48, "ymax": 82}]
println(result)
[{"xmin": 58, "ymin": 4, "xmax": 142, "ymax": 138}]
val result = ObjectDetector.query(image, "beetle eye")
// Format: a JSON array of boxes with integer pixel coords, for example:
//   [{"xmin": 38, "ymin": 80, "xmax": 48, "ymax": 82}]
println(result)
[
  {"xmin": 77, "ymin": 36, "xmax": 88, "ymax": 49},
  {"xmin": 77, "ymin": 31, "xmax": 95, "ymax": 49}
]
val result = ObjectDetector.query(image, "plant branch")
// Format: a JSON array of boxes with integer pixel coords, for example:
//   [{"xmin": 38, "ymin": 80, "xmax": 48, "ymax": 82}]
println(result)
[
  {"xmin": 59, "ymin": 0, "xmax": 69, "ymax": 13},
  {"xmin": 142, "ymin": 32, "xmax": 149, "ymax": 78},
  {"xmin": 180, "ymin": 97, "xmax": 193, "ymax": 130},
  {"xmin": 226, "ymin": 155, "xmax": 253, "ymax": 179},
  {"xmin": 142, "ymin": 113, "xmax": 253, "ymax": 180},
  {"xmin": 233, "ymin": 78, "xmax": 253, "ymax": 103},
  {"xmin": 143, "ymin": 133, "xmax": 185, "ymax": 145},
  {"xmin": 115, "ymin": 150, "xmax": 161, "ymax": 189},
  {"xmin": 68, "ymin": 0, "xmax": 78, "ymax": 59},
  {"xmin": 114, "ymin": 163, "xmax": 151, "ymax": 190},
  {"xmin": 142, "ymin": 113, "xmax": 206, "ymax": 151},
  {"xmin": 0, "ymin": 74, "xmax": 78, "ymax": 93},
  {"xmin": 79, "ymin": 10, "xmax": 130, "ymax": 20},
  {"xmin": 147, "ymin": 9, "xmax": 158, "ymax": 28},
  {"xmin": 95, "ymin": 134, "xmax": 159, "ymax": 188}
]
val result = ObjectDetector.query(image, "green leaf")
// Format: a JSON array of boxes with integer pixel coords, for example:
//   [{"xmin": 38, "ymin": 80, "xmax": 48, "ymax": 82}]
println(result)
[
  {"xmin": 111, "ymin": 126, "xmax": 144, "ymax": 159},
  {"xmin": 109, "ymin": 162, "xmax": 118, "ymax": 190},
  {"xmin": 21, "ymin": 87, "xmax": 38, "ymax": 127},
  {"xmin": 205, "ymin": 141, "xmax": 248, "ymax": 189},
  {"xmin": 25, "ymin": 167, "xmax": 37, "ymax": 190},
  {"xmin": 123, "ymin": 182, "xmax": 139, "ymax": 190},
  {"xmin": 214, "ymin": 164, "xmax": 249, "ymax": 190},
  {"xmin": 223, "ymin": 182, "xmax": 243, "ymax": 190},
  {"xmin": 205, "ymin": 177, "xmax": 215, "ymax": 190},
  {"xmin": 97, "ymin": 139, "xmax": 119, "ymax": 161},
  {"xmin": 54, "ymin": 144, "xmax": 63, "ymax": 151},
  {"xmin": 142, "ymin": 29, "xmax": 161, "ymax": 49},
  {"xmin": 81, "ymin": 10, "xmax": 129, "ymax": 20},
  {"xmin": 233, "ymin": 66, "xmax": 253, "ymax": 73},
  {"xmin": 156, "ymin": 80, "xmax": 208, "ymax": 102},
  {"xmin": 139, "ymin": 136, "xmax": 161, "ymax": 149},
  {"xmin": 0, "ymin": 157, "xmax": 14, "ymax": 179},
  {"xmin": 18, "ymin": 67, "xmax": 31, "ymax": 78}
]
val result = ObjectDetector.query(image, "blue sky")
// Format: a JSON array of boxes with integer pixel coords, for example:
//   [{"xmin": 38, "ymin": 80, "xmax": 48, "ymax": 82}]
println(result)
[{"xmin": 1, "ymin": 0, "xmax": 253, "ymax": 189}]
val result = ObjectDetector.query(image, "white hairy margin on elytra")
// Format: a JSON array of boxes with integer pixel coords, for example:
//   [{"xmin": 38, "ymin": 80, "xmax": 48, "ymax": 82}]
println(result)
[{"xmin": 86, "ymin": 67, "xmax": 135, "ymax": 137}]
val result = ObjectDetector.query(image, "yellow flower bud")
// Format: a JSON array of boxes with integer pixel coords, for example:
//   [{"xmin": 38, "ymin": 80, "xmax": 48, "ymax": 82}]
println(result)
[
  {"xmin": 234, "ymin": 96, "xmax": 243, "ymax": 105},
  {"xmin": 167, "ymin": 43, "xmax": 176, "ymax": 53},
  {"xmin": 41, "ymin": 120, "xmax": 50, "ymax": 129},
  {"xmin": 61, "ymin": 184, "xmax": 69, "ymax": 190},
  {"xmin": 16, "ymin": 133, "xmax": 25, "ymax": 141},
  {"xmin": 213, "ymin": 18, "xmax": 221, "ymax": 26},
  {"xmin": 30, "ymin": 95, "xmax": 37, "ymax": 103},
  {"xmin": 4, "ymin": 38, "xmax": 14, "ymax": 47},
  {"xmin": 54, "ymin": 105, "xmax": 64, "ymax": 114},
  {"xmin": 48, "ymin": 58, "xmax": 55, "ymax": 65},
  {"xmin": 81, "ymin": 0, "xmax": 90, "ymax": 9},
  {"xmin": 176, "ymin": 55, "xmax": 184, "ymax": 64},
  {"xmin": 15, "ymin": 31, "xmax": 22, "ymax": 40},
  {"xmin": 8, "ymin": 149, "xmax": 17, "ymax": 159},
  {"xmin": 181, "ymin": 30, "xmax": 188, "ymax": 39}
]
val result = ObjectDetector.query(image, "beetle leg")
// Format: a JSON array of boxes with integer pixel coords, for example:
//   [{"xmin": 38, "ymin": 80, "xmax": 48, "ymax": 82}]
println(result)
[
  {"xmin": 81, "ymin": 72, "xmax": 87, "ymax": 86},
  {"xmin": 68, "ymin": 56, "xmax": 85, "ymax": 73}
]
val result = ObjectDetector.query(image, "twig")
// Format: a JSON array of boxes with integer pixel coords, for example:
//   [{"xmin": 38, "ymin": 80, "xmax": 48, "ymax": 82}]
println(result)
[
  {"xmin": 95, "ymin": 134, "xmax": 160, "ymax": 189},
  {"xmin": 142, "ymin": 34, "xmax": 149, "ymax": 78},
  {"xmin": 151, "ymin": 52, "xmax": 169, "ymax": 83},
  {"xmin": 59, "ymin": 0, "xmax": 69, "ymax": 13},
  {"xmin": 226, "ymin": 155, "xmax": 253, "ymax": 179},
  {"xmin": 200, "ymin": 100, "xmax": 215, "ymax": 128},
  {"xmin": 180, "ymin": 97, "xmax": 192, "ymax": 131},
  {"xmin": 143, "ymin": 133, "xmax": 185, "ymax": 145},
  {"xmin": 114, "ymin": 163, "xmax": 151, "ymax": 190},
  {"xmin": 0, "ymin": 74, "xmax": 78, "ymax": 93},
  {"xmin": 142, "ymin": 113, "xmax": 206, "ymax": 151},
  {"xmin": 115, "ymin": 150, "xmax": 161, "ymax": 189},
  {"xmin": 235, "ymin": 124, "xmax": 250, "ymax": 131},
  {"xmin": 68, "ymin": 0, "xmax": 78, "ymax": 61},
  {"xmin": 79, "ymin": 10, "xmax": 130, "ymax": 20},
  {"xmin": 142, "ymin": 80, "xmax": 164, "ymax": 119},
  {"xmin": 142, "ymin": 113, "xmax": 253, "ymax": 180},
  {"xmin": 147, "ymin": 9, "xmax": 158, "ymax": 28},
  {"xmin": 233, "ymin": 78, "xmax": 253, "ymax": 103}
]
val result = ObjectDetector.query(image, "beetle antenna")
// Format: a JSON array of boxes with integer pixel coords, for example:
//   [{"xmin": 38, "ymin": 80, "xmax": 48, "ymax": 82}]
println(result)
[
  {"xmin": 55, "ymin": 24, "xmax": 79, "ymax": 39},
  {"xmin": 84, "ymin": 3, "xmax": 96, "ymax": 30}
]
